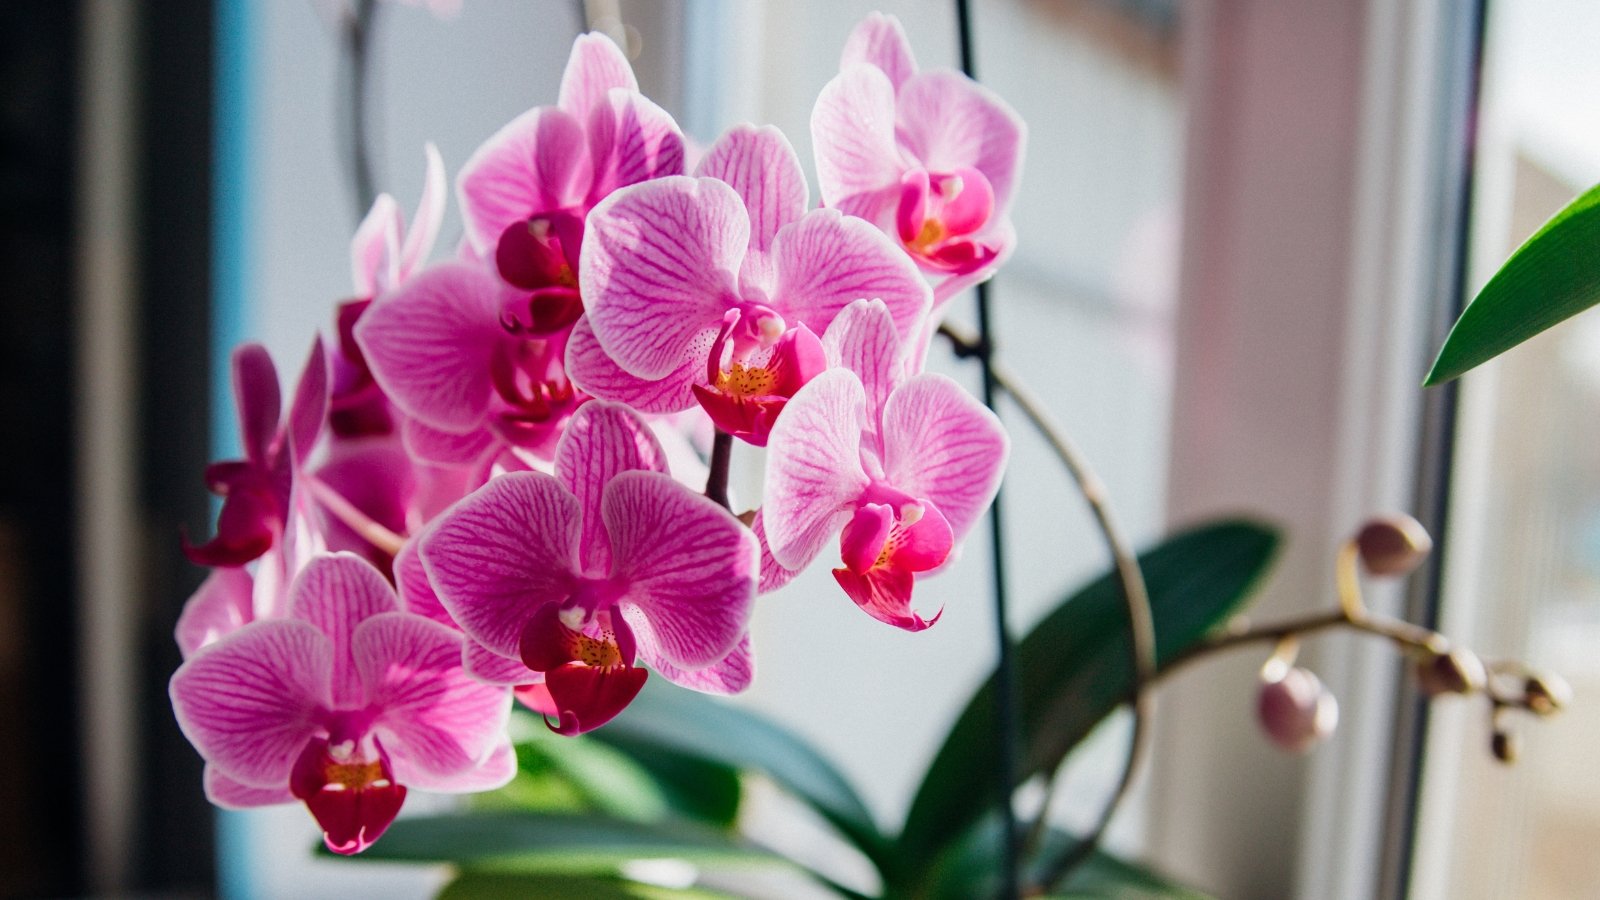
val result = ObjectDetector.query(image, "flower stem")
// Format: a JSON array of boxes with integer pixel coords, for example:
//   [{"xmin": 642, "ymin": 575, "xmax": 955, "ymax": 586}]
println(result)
[
  {"xmin": 301, "ymin": 474, "xmax": 405, "ymax": 557},
  {"xmin": 938, "ymin": 322, "xmax": 1157, "ymax": 891},
  {"xmin": 705, "ymin": 429, "xmax": 733, "ymax": 510}
]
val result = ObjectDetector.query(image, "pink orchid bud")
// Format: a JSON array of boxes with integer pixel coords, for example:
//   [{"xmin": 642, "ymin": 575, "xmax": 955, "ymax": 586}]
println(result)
[{"xmin": 1257, "ymin": 666, "xmax": 1339, "ymax": 753}]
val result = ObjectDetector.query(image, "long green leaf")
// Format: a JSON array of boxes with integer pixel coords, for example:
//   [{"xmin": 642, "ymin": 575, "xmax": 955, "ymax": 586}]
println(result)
[
  {"xmin": 919, "ymin": 814, "xmax": 1214, "ymax": 900},
  {"xmin": 1426, "ymin": 181, "xmax": 1600, "ymax": 385},
  {"xmin": 337, "ymin": 811, "xmax": 778, "ymax": 872},
  {"xmin": 438, "ymin": 872, "xmax": 735, "ymax": 900},
  {"xmin": 896, "ymin": 519, "xmax": 1280, "ymax": 872},
  {"xmin": 590, "ymin": 678, "xmax": 889, "ymax": 864}
]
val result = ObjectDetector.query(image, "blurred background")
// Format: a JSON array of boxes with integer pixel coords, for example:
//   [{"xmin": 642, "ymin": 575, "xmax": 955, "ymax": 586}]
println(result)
[{"xmin": 3, "ymin": 0, "xmax": 1598, "ymax": 897}]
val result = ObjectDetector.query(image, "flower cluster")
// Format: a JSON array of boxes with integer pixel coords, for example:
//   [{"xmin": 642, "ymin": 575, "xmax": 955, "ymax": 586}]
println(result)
[{"xmin": 169, "ymin": 13, "xmax": 1021, "ymax": 855}]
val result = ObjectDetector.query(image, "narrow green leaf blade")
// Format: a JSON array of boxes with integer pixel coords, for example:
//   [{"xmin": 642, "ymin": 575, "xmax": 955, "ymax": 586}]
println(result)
[
  {"xmin": 920, "ymin": 814, "xmax": 1214, "ymax": 900},
  {"xmin": 1426, "ymin": 181, "xmax": 1600, "ymax": 385},
  {"xmin": 439, "ymin": 872, "xmax": 736, "ymax": 900},
  {"xmin": 590, "ymin": 679, "xmax": 889, "ymax": 863},
  {"xmin": 336, "ymin": 811, "xmax": 778, "ymax": 871},
  {"xmin": 897, "ymin": 520, "xmax": 1280, "ymax": 866}
]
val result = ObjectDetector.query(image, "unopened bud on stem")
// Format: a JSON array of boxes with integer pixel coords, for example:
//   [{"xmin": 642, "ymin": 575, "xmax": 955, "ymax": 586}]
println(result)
[
  {"xmin": 1258, "ymin": 667, "xmax": 1339, "ymax": 754},
  {"xmin": 1522, "ymin": 671, "xmax": 1571, "ymax": 717},
  {"xmin": 1416, "ymin": 647, "xmax": 1486, "ymax": 697},
  {"xmin": 1491, "ymin": 728, "xmax": 1519, "ymax": 764},
  {"xmin": 1356, "ymin": 514, "xmax": 1433, "ymax": 577}
]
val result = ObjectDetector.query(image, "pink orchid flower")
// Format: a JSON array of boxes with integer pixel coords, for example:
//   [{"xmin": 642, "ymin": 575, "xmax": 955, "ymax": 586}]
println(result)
[
  {"xmin": 812, "ymin": 13, "xmax": 1026, "ymax": 300},
  {"xmin": 170, "ymin": 552, "xmax": 513, "ymax": 854},
  {"xmin": 356, "ymin": 34, "xmax": 681, "ymax": 469},
  {"xmin": 573, "ymin": 124, "xmax": 930, "ymax": 446},
  {"xmin": 183, "ymin": 340, "xmax": 328, "ymax": 569},
  {"xmin": 331, "ymin": 145, "xmax": 447, "ymax": 439},
  {"xmin": 763, "ymin": 299, "xmax": 1007, "ymax": 630},
  {"xmin": 420, "ymin": 401, "xmax": 757, "ymax": 735},
  {"xmin": 459, "ymin": 32, "xmax": 683, "ymax": 333}
]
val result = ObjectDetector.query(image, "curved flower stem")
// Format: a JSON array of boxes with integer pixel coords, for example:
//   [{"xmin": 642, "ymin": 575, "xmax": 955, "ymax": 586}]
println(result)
[
  {"xmin": 1160, "ymin": 538, "xmax": 1444, "ymax": 683},
  {"xmin": 301, "ymin": 473, "xmax": 406, "ymax": 557},
  {"xmin": 705, "ymin": 429, "xmax": 733, "ymax": 510},
  {"xmin": 340, "ymin": 0, "xmax": 379, "ymax": 222},
  {"xmin": 936, "ymin": 322, "xmax": 1157, "ymax": 890}
]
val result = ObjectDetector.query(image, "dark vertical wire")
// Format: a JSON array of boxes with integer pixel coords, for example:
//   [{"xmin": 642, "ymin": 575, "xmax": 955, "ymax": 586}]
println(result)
[
  {"xmin": 953, "ymin": 2, "xmax": 1021, "ymax": 897},
  {"xmin": 1379, "ymin": 2, "xmax": 1487, "ymax": 898},
  {"xmin": 340, "ymin": 0, "xmax": 379, "ymax": 222}
]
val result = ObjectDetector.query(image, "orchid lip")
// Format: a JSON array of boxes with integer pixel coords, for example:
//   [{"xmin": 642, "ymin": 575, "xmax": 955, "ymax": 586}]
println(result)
[{"xmin": 289, "ymin": 735, "xmax": 407, "ymax": 856}]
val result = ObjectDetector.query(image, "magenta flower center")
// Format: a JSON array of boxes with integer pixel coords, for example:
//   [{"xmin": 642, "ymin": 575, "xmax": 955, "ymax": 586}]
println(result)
[{"xmin": 895, "ymin": 166, "xmax": 999, "ymax": 274}]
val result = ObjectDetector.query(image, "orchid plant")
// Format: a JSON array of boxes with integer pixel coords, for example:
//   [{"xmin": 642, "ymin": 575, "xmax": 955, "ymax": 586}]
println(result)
[
  {"xmin": 170, "ymin": 7, "xmax": 1573, "ymax": 898},
  {"xmin": 174, "ymin": 11, "xmax": 1014, "ymax": 862}
]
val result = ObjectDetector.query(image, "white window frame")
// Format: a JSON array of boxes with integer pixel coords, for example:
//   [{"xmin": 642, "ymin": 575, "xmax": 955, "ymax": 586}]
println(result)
[{"xmin": 1146, "ymin": 1, "xmax": 1476, "ymax": 897}]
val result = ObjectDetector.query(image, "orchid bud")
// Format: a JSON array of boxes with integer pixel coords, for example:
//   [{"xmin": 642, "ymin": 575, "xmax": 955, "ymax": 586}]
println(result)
[
  {"xmin": 1355, "ymin": 514, "xmax": 1433, "ymax": 577},
  {"xmin": 1415, "ymin": 647, "xmax": 1487, "ymax": 697},
  {"xmin": 1491, "ymin": 728, "xmax": 1519, "ymax": 764},
  {"xmin": 1522, "ymin": 671, "xmax": 1572, "ymax": 717},
  {"xmin": 1257, "ymin": 667, "xmax": 1339, "ymax": 753}
]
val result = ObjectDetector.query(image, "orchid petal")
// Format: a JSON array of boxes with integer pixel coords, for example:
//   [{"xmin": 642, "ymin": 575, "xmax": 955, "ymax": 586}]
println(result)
[
  {"xmin": 401, "ymin": 415, "xmax": 499, "ymax": 469},
  {"xmin": 351, "ymin": 193, "xmax": 402, "ymax": 298},
  {"xmin": 648, "ymin": 634, "xmax": 754, "ymax": 695},
  {"xmin": 398, "ymin": 142, "xmax": 448, "ymax": 281},
  {"xmin": 557, "ymin": 32, "xmax": 638, "ymax": 126},
  {"xmin": 420, "ymin": 472, "xmax": 580, "ymax": 658},
  {"xmin": 840, "ymin": 12, "xmax": 917, "ymax": 89},
  {"xmin": 811, "ymin": 64, "xmax": 904, "ymax": 221},
  {"xmin": 355, "ymin": 262, "xmax": 510, "ymax": 433},
  {"xmin": 750, "ymin": 509, "xmax": 800, "ymax": 594},
  {"xmin": 763, "ymin": 369, "xmax": 872, "ymax": 571},
  {"xmin": 288, "ymin": 553, "xmax": 401, "ymax": 708},
  {"xmin": 587, "ymin": 90, "xmax": 686, "ymax": 204},
  {"xmin": 821, "ymin": 298, "xmax": 903, "ymax": 417},
  {"xmin": 176, "ymin": 567, "xmax": 256, "ymax": 658},
  {"xmin": 840, "ymin": 503, "xmax": 894, "ymax": 574},
  {"xmin": 204, "ymin": 764, "xmax": 294, "ymax": 808},
  {"xmin": 464, "ymin": 638, "xmax": 539, "ymax": 686},
  {"xmin": 881, "ymin": 373, "xmax": 1009, "ymax": 540},
  {"xmin": 287, "ymin": 336, "xmax": 329, "ymax": 468},
  {"xmin": 555, "ymin": 401, "xmax": 667, "ymax": 573},
  {"xmin": 564, "ymin": 314, "xmax": 701, "ymax": 413},
  {"xmin": 394, "ymin": 537, "xmax": 452, "ymax": 627},
  {"xmin": 458, "ymin": 107, "xmax": 590, "ymax": 254},
  {"xmin": 356, "ymin": 612, "xmax": 511, "ymax": 788},
  {"xmin": 543, "ymin": 663, "xmax": 649, "ymax": 736},
  {"xmin": 181, "ymin": 483, "xmax": 279, "ymax": 568},
  {"xmin": 695, "ymin": 125, "xmax": 807, "ymax": 253},
  {"xmin": 581, "ymin": 176, "xmax": 747, "ymax": 380},
  {"xmin": 771, "ymin": 208, "xmax": 930, "ymax": 342},
  {"xmin": 832, "ymin": 565, "xmax": 941, "ymax": 632},
  {"xmin": 233, "ymin": 344, "xmax": 281, "ymax": 468},
  {"xmin": 895, "ymin": 70, "xmax": 1026, "ymax": 212},
  {"xmin": 170, "ymin": 619, "xmax": 331, "ymax": 788},
  {"xmin": 603, "ymin": 471, "xmax": 757, "ymax": 669}
]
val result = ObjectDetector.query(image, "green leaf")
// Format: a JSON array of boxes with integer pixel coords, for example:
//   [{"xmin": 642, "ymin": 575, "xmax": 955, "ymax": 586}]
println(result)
[
  {"xmin": 896, "ymin": 519, "xmax": 1280, "ymax": 875},
  {"xmin": 507, "ymin": 733, "xmax": 670, "ymax": 822},
  {"xmin": 336, "ymin": 811, "xmax": 779, "ymax": 872},
  {"xmin": 611, "ymin": 739, "xmax": 743, "ymax": 829},
  {"xmin": 589, "ymin": 678, "xmax": 889, "ymax": 865},
  {"xmin": 1426, "ymin": 181, "xmax": 1600, "ymax": 385},
  {"xmin": 920, "ymin": 814, "xmax": 1214, "ymax": 900},
  {"xmin": 438, "ymin": 872, "xmax": 735, "ymax": 900}
]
